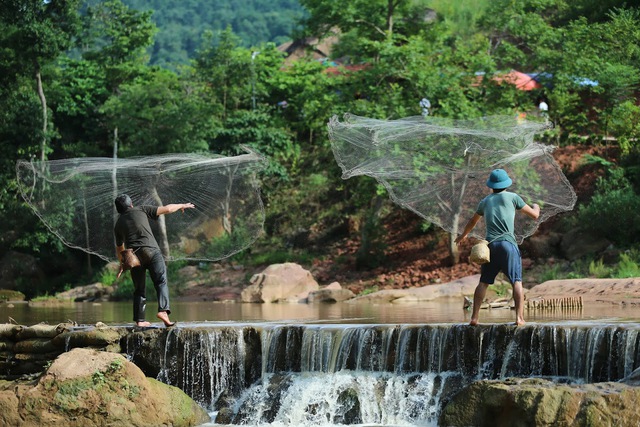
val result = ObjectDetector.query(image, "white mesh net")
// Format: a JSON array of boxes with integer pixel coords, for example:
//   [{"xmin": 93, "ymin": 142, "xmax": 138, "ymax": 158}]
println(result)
[
  {"xmin": 328, "ymin": 114, "xmax": 577, "ymax": 243},
  {"xmin": 16, "ymin": 148, "xmax": 266, "ymax": 262}
]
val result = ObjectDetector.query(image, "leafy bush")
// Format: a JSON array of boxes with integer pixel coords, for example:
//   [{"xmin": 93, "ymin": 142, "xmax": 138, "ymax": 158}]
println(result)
[
  {"xmin": 609, "ymin": 101, "xmax": 640, "ymax": 155},
  {"xmin": 588, "ymin": 258, "xmax": 611, "ymax": 278},
  {"xmin": 539, "ymin": 264, "xmax": 561, "ymax": 282},
  {"xmin": 616, "ymin": 252, "xmax": 640, "ymax": 278},
  {"xmin": 576, "ymin": 168, "xmax": 640, "ymax": 247},
  {"xmin": 100, "ymin": 268, "xmax": 118, "ymax": 287}
]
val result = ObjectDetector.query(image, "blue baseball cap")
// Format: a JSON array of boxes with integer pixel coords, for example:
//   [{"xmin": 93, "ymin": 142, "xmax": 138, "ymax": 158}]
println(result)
[{"xmin": 486, "ymin": 169, "xmax": 512, "ymax": 189}]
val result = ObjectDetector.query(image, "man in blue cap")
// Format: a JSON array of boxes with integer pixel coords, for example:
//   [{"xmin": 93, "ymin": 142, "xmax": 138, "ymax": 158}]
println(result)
[{"xmin": 455, "ymin": 169, "xmax": 540, "ymax": 326}]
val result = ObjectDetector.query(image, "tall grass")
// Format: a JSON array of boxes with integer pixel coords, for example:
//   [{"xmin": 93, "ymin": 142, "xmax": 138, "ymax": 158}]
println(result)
[{"xmin": 539, "ymin": 250, "xmax": 640, "ymax": 282}]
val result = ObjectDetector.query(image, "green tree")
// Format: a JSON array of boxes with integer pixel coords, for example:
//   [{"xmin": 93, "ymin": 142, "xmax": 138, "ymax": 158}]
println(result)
[
  {"xmin": 479, "ymin": 1, "xmax": 640, "ymax": 140},
  {"xmin": 80, "ymin": 0, "xmax": 158, "ymax": 162},
  {"xmin": 194, "ymin": 27, "xmax": 254, "ymax": 118},
  {"xmin": 81, "ymin": 0, "xmax": 157, "ymax": 88},
  {"xmin": 0, "ymin": 0, "xmax": 81, "ymax": 164},
  {"xmin": 100, "ymin": 69, "xmax": 215, "ymax": 156}
]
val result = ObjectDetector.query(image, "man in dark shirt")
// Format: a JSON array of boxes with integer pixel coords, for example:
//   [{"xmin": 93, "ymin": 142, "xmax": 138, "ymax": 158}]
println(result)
[{"xmin": 114, "ymin": 194, "xmax": 195, "ymax": 327}]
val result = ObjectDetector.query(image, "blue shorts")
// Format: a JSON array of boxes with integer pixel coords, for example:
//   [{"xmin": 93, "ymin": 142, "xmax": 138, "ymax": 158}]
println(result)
[{"xmin": 480, "ymin": 241, "xmax": 522, "ymax": 284}]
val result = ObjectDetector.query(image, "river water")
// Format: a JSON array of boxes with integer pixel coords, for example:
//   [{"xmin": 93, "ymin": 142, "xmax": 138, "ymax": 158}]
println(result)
[
  {"xmin": 3, "ymin": 299, "xmax": 640, "ymax": 326},
  {"xmin": 4, "ymin": 299, "xmax": 640, "ymax": 427}
]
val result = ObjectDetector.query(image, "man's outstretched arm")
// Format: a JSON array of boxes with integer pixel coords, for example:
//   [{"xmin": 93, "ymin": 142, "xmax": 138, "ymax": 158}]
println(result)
[
  {"xmin": 520, "ymin": 203, "xmax": 540, "ymax": 220},
  {"xmin": 455, "ymin": 213, "xmax": 482, "ymax": 245},
  {"xmin": 157, "ymin": 203, "xmax": 195, "ymax": 216}
]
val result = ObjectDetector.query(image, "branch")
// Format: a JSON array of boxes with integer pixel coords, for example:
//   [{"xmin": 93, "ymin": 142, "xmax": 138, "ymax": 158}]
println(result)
[{"xmin": 354, "ymin": 19, "xmax": 387, "ymax": 37}]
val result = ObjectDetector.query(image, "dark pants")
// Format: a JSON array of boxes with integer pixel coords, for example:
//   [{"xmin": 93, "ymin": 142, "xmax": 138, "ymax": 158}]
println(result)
[
  {"xmin": 480, "ymin": 240, "xmax": 522, "ymax": 285},
  {"xmin": 130, "ymin": 247, "xmax": 170, "ymax": 322}
]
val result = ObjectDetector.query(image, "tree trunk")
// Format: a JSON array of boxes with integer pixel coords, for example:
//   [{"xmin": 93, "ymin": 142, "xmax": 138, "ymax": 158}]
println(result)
[
  {"xmin": 449, "ymin": 155, "xmax": 472, "ymax": 265},
  {"xmin": 220, "ymin": 163, "xmax": 239, "ymax": 235},
  {"xmin": 449, "ymin": 226, "xmax": 460, "ymax": 265},
  {"xmin": 82, "ymin": 193, "xmax": 92, "ymax": 276},
  {"xmin": 386, "ymin": 0, "xmax": 395, "ymax": 38},
  {"xmin": 112, "ymin": 127, "xmax": 119, "ymax": 257},
  {"xmin": 35, "ymin": 67, "xmax": 47, "ymax": 164},
  {"xmin": 35, "ymin": 66, "xmax": 48, "ymax": 209}
]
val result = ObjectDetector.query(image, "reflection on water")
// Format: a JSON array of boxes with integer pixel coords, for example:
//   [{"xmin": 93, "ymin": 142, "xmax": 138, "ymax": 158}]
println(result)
[{"xmin": 2, "ymin": 299, "xmax": 640, "ymax": 326}]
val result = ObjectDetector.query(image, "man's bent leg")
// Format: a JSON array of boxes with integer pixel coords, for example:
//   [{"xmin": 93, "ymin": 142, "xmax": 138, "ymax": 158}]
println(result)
[
  {"xmin": 470, "ymin": 282, "xmax": 489, "ymax": 326},
  {"xmin": 131, "ymin": 267, "xmax": 150, "ymax": 326},
  {"xmin": 148, "ymin": 251, "xmax": 170, "ymax": 313},
  {"xmin": 148, "ymin": 250, "xmax": 173, "ymax": 326},
  {"xmin": 512, "ymin": 281, "xmax": 526, "ymax": 326}
]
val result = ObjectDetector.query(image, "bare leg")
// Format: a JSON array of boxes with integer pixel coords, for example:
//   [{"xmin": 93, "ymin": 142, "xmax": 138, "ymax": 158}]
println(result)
[
  {"xmin": 512, "ymin": 281, "xmax": 526, "ymax": 326},
  {"xmin": 470, "ymin": 282, "xmax": 489, "ymax": 326}
]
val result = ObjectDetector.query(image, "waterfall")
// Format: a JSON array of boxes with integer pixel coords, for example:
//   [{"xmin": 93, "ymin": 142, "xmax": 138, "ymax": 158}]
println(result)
[
  {"xmin": 229, "ymin": 371, "xmax": 460, "ymax": 426},
  {"xmin": 123, "ymin": 322, "xmax": 640, "ymax": 425}
]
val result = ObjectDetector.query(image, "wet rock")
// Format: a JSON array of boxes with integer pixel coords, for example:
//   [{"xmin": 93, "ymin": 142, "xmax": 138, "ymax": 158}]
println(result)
[
  {"xmin": 439, "ymin": 377, "xmax": 640, "ymax": 427},
  {"xmin": 348, "ymin": 275, "xmax": 479, "ymax": 304},
  {"xmin": 55, "ymin": 282, "xmax": 114, "ymax": 302},
  {"xmin": 0, "ymin": 348, "xmax": 210, "ymax": 427},
  {"xmin": 334, "ymin": 387, "xmax": 362, "ymax": 424},
  {"xmin": 53, "ymin": 326, "xmax": 126, "ymax": 351},
  {"xmin": 308, "ymin": 283, "xmax": 355, "ymax": 303},
  {"xmin": 233, "ymin": 374, "xmax": 293, "ymax": 424},
  {"xmin": 16, "ymin": 323, "xmax": 72, "ymax": 340}
]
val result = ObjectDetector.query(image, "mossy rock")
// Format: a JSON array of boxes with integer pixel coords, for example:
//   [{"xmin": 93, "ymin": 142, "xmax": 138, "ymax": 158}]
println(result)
[
  {"xmin": 0, "ymin": 289, "xmax": 25, "ymax": 302},
  {"xmin": 440, "ymin": 378, "xmax": 640, "ymax": 427},
  {"xmin": 0, "ymin": 348, "xmax": 210, "ymax": 427}
]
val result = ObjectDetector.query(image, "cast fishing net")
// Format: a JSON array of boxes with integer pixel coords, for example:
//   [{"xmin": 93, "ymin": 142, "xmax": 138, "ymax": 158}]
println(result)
[
  {"xmin": 328, "ymin": 114, "xmax": 576, "ymax": 243},
  {"xmin": 16, "ymin": 148, "xmax": 266, "ymax": 262}
]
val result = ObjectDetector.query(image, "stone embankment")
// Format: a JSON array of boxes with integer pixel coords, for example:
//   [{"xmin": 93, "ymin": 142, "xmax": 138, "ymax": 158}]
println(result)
[
  {"xmin": 3, "ymin": 320, "xmax": 640, "ymax": 426},
  {"xmin": 0, "ymin": 324, "xmax": 209, "ymax": 427},
  {"xmin": 0, "ymin": 322, "xmax": 125, "ymax": 379},
  {"xmin": 440, "ymin": 377, "xmax": 640, "ymax": 426}
]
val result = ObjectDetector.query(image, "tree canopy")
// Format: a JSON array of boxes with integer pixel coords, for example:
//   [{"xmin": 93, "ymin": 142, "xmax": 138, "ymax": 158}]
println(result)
[{"xmin": 1, "ymin": 0, "xmax": 639, "ymax": 297}]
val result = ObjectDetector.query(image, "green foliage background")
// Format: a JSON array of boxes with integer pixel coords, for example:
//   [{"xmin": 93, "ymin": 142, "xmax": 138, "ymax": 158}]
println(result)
[{"xmin": 1, "ymin": 0, "xmax": 639, "ymax": 298}]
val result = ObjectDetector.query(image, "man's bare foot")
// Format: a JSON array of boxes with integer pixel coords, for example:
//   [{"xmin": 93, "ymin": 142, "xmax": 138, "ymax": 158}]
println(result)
[
  {"xmin": 156, "ymin": 311, "xmax": 175, "ymax": 327},
  {"xmin": 469, "ymin": 319, "xmax": 479, "ymax": 326},
  {"xmin": 136, "ymin": 321, "xmax": 152, "ymax": 327},
  {"xmin": 515, "ymin": 319, "xmax": 526, "ymax": 326}
]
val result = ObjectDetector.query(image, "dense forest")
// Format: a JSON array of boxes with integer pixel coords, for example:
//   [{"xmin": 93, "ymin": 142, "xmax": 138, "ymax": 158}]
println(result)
[
  {"xmin": 111, "ymin": 0, "xmax": 305, "ymax": 67},
  {"xmin": 1, "ymin": 0, "xmax": 639, "ymax": 300}
]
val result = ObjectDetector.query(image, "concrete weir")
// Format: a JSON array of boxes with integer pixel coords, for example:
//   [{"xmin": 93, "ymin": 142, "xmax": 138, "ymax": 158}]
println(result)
[{"xmin": 2, "ymin": 321, "xmax": 640, "ymax": 423}]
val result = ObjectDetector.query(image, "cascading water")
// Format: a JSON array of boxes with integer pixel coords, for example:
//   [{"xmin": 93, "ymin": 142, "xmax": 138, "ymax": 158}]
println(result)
[{"xmin": 122, "ymin": 322, "xmax": 640, "ymax": 426}]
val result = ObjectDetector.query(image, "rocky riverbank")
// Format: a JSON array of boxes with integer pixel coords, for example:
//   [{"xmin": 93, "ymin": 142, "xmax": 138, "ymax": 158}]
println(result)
[{"xmin": 0, "ymin": 347, "xmax": 209, "ymax": 427}]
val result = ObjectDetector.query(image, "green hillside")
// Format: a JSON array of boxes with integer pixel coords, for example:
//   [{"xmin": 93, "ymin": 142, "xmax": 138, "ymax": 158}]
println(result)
[{"xmin": 89, "ymin": 0, "xmax": 305, "ymax": 67}]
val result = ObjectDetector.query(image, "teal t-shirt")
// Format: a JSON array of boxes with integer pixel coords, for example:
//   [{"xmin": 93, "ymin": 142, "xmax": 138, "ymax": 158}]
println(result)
[{"xmin": 476, "ymin": 191, "xmax": 526, "ymax": 246}]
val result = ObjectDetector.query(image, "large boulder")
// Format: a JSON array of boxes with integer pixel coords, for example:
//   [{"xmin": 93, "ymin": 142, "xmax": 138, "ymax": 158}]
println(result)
[
  {"xmin": 241, "ymin": 263, "xmax": 320, "ymax": 303},
  {"xmin": 55, "ymin": 282, "xmax": 114, "ymax": 302},
  {"xmin": 0, "ymin": 348, "xmax": 209, "ymax": 427},
  {"xmin": 348, "ymin": 275, "xmax": 480, "ymax": 304},
  {"xmin": 439, "ymin": 377, "xmax": 640, "ymax": 427}
]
